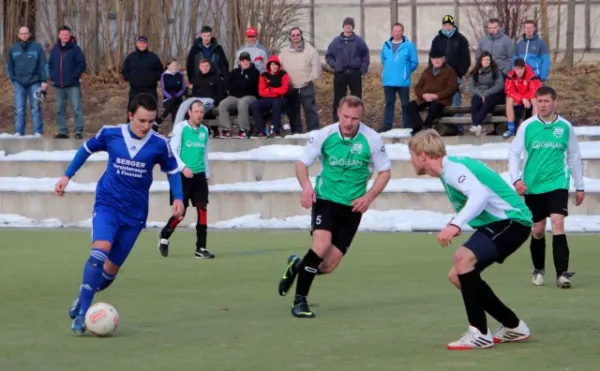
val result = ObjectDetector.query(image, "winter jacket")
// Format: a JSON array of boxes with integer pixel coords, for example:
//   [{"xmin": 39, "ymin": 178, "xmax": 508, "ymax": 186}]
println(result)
[
  {"xmin": 48, "ymin": 36, "xmax": 87, "ymax": 88},
  {"xmin": 226, "ymin": 64, "xmax": 260, "ymax": 98},
  {"xmin": 161, "ymin": 70, "xmax": 186, "ymax": 99},
  {"xmin": 6, "ymin": 40, "xmax": 48, "ymax": 86},
  {"xmin": 121, "ymin": 48, "xmax": 163, "ymax": 90},
  {"xmin": 278, "ymin": 41, "xmax": 321, "ymax": 89},
  {"xmin": 414, "ymin": 63, "xmax": 458, "ymax": 106},
  {"xmin": 380, "ymin": 36, "xmax": 418, "ymax": 87},
  {"xmin": 325, "ymin": 32, "xmax": 370, "ymax": 75},
  {"xmin": 235, "ymin": 42, "xmax": 269, "ymax": 73},
  {"xmin": 258, "ymin": 56, "xmax": 289, "ymax": 98},
  {"xmin": 430, "ymin": 27, "xmax": 471, "ymax": 77},
  {"xmin": 190, "ymin": 69, "xmax": 227, "ymax": 105},
  {"xmin": 468, "ymin": 67, "xmax": 505, "ymax": 98},
  {"xmin": 513, "ymin": 33, "xmax": 551, "ymax": 81},
  {"xmin": 186, "ymin": 37, "xmax": 229, "ymax": 82},
  {"xmin": 476, "ymin": 30, "xmax": 514, "ymax": 76},
  {"xmin": 504, "ymin": 65, "xmax": 541, "ymax": 105}
]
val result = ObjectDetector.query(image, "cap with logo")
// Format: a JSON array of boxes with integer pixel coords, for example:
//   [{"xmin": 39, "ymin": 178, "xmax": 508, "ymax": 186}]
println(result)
[{"xmin": 245, "ymin": 27, "xmax": 257, "ymax": 37}]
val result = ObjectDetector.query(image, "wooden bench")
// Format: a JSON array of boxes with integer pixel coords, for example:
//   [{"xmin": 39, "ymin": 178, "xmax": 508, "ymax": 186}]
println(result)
[{"xmin": 434, "ymin": 105, "xmax": 509, "ymax": 135}]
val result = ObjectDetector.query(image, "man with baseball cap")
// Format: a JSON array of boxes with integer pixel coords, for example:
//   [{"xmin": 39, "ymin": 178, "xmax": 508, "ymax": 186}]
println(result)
[
  {"xmin": 121, "ymin": 35, "xmax": 163, "ymax": 113},
  {"xmin": 235, "ymin": 27, "xmax": 269, "ymax": 73}
]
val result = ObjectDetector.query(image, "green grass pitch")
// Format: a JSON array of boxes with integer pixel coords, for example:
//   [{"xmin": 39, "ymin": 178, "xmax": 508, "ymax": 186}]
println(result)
[{"xmin": 1, "ymin": 229, "xmax": 599, "ymax": 371}]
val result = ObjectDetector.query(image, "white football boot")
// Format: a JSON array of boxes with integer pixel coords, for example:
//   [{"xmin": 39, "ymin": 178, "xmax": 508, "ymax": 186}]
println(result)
[
  {"xmin": 493, "ymin": 320, "xmax": 531, "ymax": 343},
  {"xmin": 556, "ymin": 273, "xmax": 574, "ymax": 289},
  {"xmin": 447, "ymin": 326, "xmax": 494, "ymax": 350},
  {"xmin": 532, "ymin": 270, "xmax": 545, "ymax": 286}
]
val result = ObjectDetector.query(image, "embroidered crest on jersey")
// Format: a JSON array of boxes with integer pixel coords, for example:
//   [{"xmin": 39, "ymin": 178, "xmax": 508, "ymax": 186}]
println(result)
[
  {"xmin": 351, "ymin": 142, "xmax": 363, "ymax": 155},
  {"xmin": 553, "ymin": 127, "xmax": 564, "ymax": 138}
]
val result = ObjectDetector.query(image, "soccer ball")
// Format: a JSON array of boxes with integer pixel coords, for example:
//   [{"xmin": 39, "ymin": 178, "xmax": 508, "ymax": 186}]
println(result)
[{"xmin": 85, "ymin": 302, "xmax": 119, "ymax": 337}]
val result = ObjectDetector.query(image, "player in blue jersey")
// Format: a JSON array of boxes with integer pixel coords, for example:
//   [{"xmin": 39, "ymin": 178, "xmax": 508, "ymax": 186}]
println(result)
[{"xmin": 54, "ymin": 93, "xmax": 185, "ymax": 335}]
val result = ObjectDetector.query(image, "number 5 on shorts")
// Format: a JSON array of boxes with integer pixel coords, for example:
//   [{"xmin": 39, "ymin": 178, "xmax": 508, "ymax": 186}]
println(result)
[{"xmin": 315, "ymin": 215, "xmax": 322, "ymax": 225}]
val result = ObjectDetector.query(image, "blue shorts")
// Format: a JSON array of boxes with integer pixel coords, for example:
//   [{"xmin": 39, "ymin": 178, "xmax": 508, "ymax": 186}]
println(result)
[
  {"xmin": 463, "ymin": 220, "xmax": 531, "ymax": 272},
  {"xmin": 92, "ymin": 206, "xmax": 144, "ymax": 267}
]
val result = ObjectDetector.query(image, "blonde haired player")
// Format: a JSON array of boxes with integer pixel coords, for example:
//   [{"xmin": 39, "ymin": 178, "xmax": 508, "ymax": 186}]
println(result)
[{"xmin": 408, "ymin": 129, "xmax": 533, "ymax": 350}]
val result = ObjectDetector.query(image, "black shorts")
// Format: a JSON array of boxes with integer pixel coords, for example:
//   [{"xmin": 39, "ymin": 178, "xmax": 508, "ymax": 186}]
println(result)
[
  {"xmin": 463, "ymin": 220, "xmax": 531, "ymax": 272},
  {"xmin": 524, "ymin": 189, "xmax": 569, "ymax": 223},
  {"xmin": 311, "ymin": 198, "xmax": 362, "ymax": 255},
  {"xmin": 170, "ymin": 172, "xmax": 209, "ymax": 207}
]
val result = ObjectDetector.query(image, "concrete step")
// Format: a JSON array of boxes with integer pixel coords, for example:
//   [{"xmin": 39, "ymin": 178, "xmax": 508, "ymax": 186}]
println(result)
[
  {"xmin": 3, "ymin": 158, "xmax": 600, "ymax": 184},
  {"xmin": 0, "ymin": 188, "xmax": 597, "ymax": 224}
]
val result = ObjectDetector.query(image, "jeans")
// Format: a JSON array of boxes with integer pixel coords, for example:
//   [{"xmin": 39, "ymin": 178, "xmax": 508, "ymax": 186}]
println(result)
[
  {"xmin": 453, "ymin": 76, "xmax": 464, "ymax": 133},
  {"xmin": 13, "ymin": 81, "xmax": 43, "ymax": 135},
  {"xmin": 56, "ymin": 86, "xmax": 84, "ymax": 135},
  {"xmin": 286, "ymin": 82, "xmax": 320, "ymax": 133},
  {"xmin": 250, "ymin": 98, "xmax": 287, "ymax": 135},
  {"xmin": 383, "ymin": 86, "xmax": 411, "ymax": 129},
  {"xmin": 470, "ymin": 92, "xmax": 505, "ymax": 126}
]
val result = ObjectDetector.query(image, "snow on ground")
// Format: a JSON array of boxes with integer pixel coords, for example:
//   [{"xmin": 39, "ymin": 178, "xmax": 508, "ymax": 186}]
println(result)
[{"xmin": 1, "ymin": 211, "xmax": 600, "ymax": 232}]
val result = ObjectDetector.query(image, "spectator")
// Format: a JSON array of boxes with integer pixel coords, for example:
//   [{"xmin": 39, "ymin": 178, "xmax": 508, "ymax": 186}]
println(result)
[
  {"xmin": 406, "ymin": 50, "xmax": 457, "ymax": 136},
  {"xmin": 186, "ymin": 26, "xmax": 229, "ymax": 82},
  {"xmin": 218, "ymin": 52, "xmax": 260, "ymax": 139},
  {"xmin": 48, "ymin": 25, "xmax": 87, "ymax": 139},
  {"xmin": 6, "ymin": 26, "xmax": 48, "ymax": 137},
  {"xmin": 467, "ymin": 52, "xmax": 505, "ymax": 136},
  {"xmin": 430, "ymin": 15, "xmax": 470, "ymax": 110},
  {"xmin": 250, "ymin": 56, "xmax": 289, "ymax": 137},
  {"xmin": 121, "ymin": 36, "xmax": 163, "ymax": 109},
  {"xmin": 279, "ymin": 27, "xmax": 321, "ymax": 134},
  {"xmin": 513, "ymin": 20, "xmax": 550, "ymax": 84},
  {"xmin": 235, "ymin": 27, "xmax": 268, "ymax": 73},
  {"xmin": 476, "ymin": 18, "xmax": 514, "ymax": 78},
  {"xmin": 380, "ymin": 22, "xmax": 418, "ymax": 132},
  {"xmin": 190, "ymin": 59, "xmax": 227, "ymax": 114},
  {"xmin": 325, "ymin": 17, "xmax": 370, "ymax": 122},
  {"xmin": 503, "ymin": 58, "xmax": 541, "ymax": 138},
  {"xmin": 157, "ymin": 59, "xmax": 186, "ymax": 129}
]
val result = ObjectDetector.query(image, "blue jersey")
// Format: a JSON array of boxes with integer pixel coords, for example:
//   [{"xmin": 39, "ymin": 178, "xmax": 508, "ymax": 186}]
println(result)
[{"xmin": 83, "ymin": 124, "xmax": 179, "ymax": 226}]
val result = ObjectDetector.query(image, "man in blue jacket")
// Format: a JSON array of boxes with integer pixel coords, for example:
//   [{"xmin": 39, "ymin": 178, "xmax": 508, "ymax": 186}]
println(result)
[
  {"xmin": 513, "ymin": 20, "xmax": 550, "ymax": 83},
  {"xmin": 6, "ymin": 26, "xmax": 48, "ymax": 137},
  {"xmin": 325, "ymin": 17, "xmax": 370, "ymax": 122},
  {"xmin": 48, "ymin": 26, "xmax": 87, "ymax": 139},
  {"xmin": 380, "ymin": 23, "xmax": 418, "ymax": 131}
]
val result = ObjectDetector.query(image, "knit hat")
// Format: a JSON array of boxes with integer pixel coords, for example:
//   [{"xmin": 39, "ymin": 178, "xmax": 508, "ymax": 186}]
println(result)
[
  {"xmin": 343, "ymin": 17, "xmax": 355, "ymax": 28},
  {"xmin": 442, "ymin": 15, "xmax": 455, "ymax": 26},
  {"xmin": 430, "ymin": 49, "xmax": 445, "ymax": 59},
  {"xmin": 239, "ymin": 52, "xmax": 251, "ymax": 61}
]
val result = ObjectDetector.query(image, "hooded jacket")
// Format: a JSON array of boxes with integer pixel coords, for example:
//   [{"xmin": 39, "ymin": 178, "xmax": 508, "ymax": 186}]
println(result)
[
  {"xmin": 380, "ymin": 36, "xmax": 419, "ymax": 87},
  {"xmin": 258, "ymin": 56, "xmax": 289, "ymax": 98},
  {"xmin": 190, "ymin": 68, "xmax": 227, "ymax": 105},
  {"xmin": 6, "ymin": 39, "xmax": 48, "ymax": 86},
  {"xmin": 186, "ymin": 37, "xmax": 229, "ymax": 82},
  {"xmin": 226, "ymin": 63, "xmax": 260, "ymax": 98},
  {"xmin": 235, "ymin": 42, "xmax": 269, "ymax": 73},
  {"xmin": 467, "ymin": 66, "xmax": 504, "ymax": 98},
  {"xmin": 48, "ymin": 36, "xmax": 87, "ymax": 88},
  {"xmin": 513, "ymin": 33, "xmax": 550, "ymax": 81},
  {"xmin": 504, "ymin": 64, "xmax": 541, "ymax": 105},
  {"xmin": 476, "ymin": 30, "xmax": 514, "ymax": 76},
  {"xmin": 430, "ymin": 27, "xmax": 471, "ymax": 78}
]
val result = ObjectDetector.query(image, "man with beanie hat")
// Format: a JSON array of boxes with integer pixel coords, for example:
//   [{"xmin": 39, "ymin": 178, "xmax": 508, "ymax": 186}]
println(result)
[
  {"xmin": 235, "ymin": 27, "xmax": 269, "ymax": 73},
  {"xmin": 325, "ymin": 17, "xmax": 370, "ymax": 122}
]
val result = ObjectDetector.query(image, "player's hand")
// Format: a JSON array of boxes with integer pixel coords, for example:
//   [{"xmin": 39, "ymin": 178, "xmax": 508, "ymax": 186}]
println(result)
[
  {"xmin": 437, "ymin": 225, "xmax": 461, "ymax": 247},
  {"xmin": 351, "ymin": 193, "xmax": 374, "ymax": 213},
  {"xmin": 300, "ymin": 187, "xmax": 315, "ymax": 209},
  {"xmin": 514, "ymin": 180, "xmax": 527, "ymax": 196},
  {"xmin": 54, "ymin": 176, "xmax": 70, "ymax": 197},
  {"xmin": 182, "ymin": 167, "xmax": 193, "ymax": 178},
  {"xmin": 172, "ymin": 199, "xmax": 185, "ymax": 218},
  {"xmin": 575, "ymin": 190, "xmax": 585, "ymax": 206}
]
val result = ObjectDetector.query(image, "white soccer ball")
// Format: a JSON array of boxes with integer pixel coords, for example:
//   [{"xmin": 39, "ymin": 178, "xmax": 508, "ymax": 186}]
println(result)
[{"xmin": 85, "ymin": 302, "xmax": 119, "ymax": 337}]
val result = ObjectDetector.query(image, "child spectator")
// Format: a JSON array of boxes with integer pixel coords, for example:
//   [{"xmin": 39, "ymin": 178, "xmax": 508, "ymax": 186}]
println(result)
[
  {"xmin": 250, "ymin": 56, "xmax": 289, "ymax": 137},
  {"xmin": 467, "ymin": 51, "xmax": 505, "ymax": 136},
  {"xmin": 503, "ymin": 58, "xmax": 541, "ymax": 138},
  {"xmin": 158, "ymin": 59, "xmax": 186, "ymax": 128}
]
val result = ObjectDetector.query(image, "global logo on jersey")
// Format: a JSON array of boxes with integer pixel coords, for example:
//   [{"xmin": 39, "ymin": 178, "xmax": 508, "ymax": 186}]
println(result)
[
  {"xmin": 350, "ymin": 142, "xmax": 363, "ymax": 155},
  {"xmin": 531, "ymin": 141, "xmax": 564, "ymax": 150},
  {"xmin": 185, "ymin": 140, "xmax": 205, "ymax": 148},
  {"xmin": 553, "ymin": 128, "xmax": 564, "ymax": 138},
  {"xmin": 328, "ymin": 156, "xmax": 363, "ymax": 167}
]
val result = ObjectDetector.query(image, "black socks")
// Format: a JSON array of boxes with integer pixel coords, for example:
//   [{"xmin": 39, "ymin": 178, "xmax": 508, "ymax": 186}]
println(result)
[
  {"xmin": 295, "ymin": 249, "xmax": 323, "ymax": 297},
  {"xmin": 530, "ymin": 236, "xmax": 546, "ymax": 271},
  {"xmin": 553, "ymin": 234, "xmax": 569, "ymax": 277}
]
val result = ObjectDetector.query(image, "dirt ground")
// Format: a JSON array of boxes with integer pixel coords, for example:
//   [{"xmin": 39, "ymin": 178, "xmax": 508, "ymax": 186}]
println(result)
[{"xmin": 0, "ymin": 63, "xmax": 598, "ymax": 137}]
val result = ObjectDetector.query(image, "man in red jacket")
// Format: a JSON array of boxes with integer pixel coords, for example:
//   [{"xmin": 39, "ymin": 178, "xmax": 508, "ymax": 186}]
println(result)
[
  {"xmin": 503, "ymin": 58, "xmax": 541, "ymax": 138},
  {"xmin": 250, "ymin": 55, "xmax": 289, "ymax": 137}
]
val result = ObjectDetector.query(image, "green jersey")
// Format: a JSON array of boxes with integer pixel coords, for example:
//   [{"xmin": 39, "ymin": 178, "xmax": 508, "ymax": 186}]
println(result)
[
  {"xmin": 508, "ymin": 114, "xmax": 584, "ymax": 194},
  {"xmin": 170, "ymin": 121, "xmax": 210, "ymax": 176},
  {"xmin": 299, "ymin": 123, "xmax": 391, "ymax": 206},
  {"xmin": 441, "ymin": 156, "xmax": 533, "ymax": 229}
]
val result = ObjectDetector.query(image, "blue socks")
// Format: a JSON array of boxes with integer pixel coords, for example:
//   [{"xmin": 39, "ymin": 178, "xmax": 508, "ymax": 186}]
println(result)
[
  {"xmin": 77, "ymin": 248, "xmax": 108, "ymax": 316},
  {"xmin": 97, "ymin": 270, "xmax": 117, "ymax": 292},
  {"xmin": 508, "ymin": 121, "xmax": 516, "ymax": 133}
]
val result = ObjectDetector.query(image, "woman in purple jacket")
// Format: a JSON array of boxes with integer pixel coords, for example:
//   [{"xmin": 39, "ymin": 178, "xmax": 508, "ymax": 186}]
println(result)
[{"xmin": 158, "ymin": 59, "xmax": 187, "ymax": 129}]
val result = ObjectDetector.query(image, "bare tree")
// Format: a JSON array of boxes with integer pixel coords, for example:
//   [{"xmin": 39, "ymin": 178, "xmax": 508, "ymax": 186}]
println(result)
[
  {"xmin": 565, "ymin": 0, "xmax": 575, "ymax": 68},
  {"xmin": 465, "ymin": 0, "xmax": 533, "ymax": 43}
]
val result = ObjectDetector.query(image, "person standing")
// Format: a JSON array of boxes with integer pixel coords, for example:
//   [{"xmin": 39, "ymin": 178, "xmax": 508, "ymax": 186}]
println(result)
[
  {"xmin": 186, "ymin": 26, "xmax": 229, "ymax": 82},
  {"xmin": 121, "ymin": 36, "xmax": 163, "ymax": 109},
  {"xmin": 234, "ymin": 27, "xmax": 269, "ymax": 73},
  {"xmin": 475, "ymin": 18, "xmax": 514, "ymax": 78},
  {"xmin": 513, "ymin": 20, "xmax": 551, "ymax": 84}
]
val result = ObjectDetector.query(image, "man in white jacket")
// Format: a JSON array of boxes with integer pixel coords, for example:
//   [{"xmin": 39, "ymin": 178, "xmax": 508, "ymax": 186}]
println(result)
[{"xmin": 235, "ymin": 27, "xmax": 269, "ymax": 73}]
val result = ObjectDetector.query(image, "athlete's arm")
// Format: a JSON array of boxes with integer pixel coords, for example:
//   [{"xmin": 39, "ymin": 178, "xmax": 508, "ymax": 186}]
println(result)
[
  {"xmin": 567, "ymin": 125, "xmax": 584, "ymax": 191},
  {"xmin": 508, "ymin": 122, "xmax": 527, "ymax": 185},
  {"xmin": 365, "ymin": 133, "xmax": 392, "ymax": 200},
  {"xmin": 443, "ymin": 162, "xmax": 490, "ymax": 231},
  {"xmin": 158, "ymin": 139, "xmax": 184, "ymax": 202},
  {"xmin": 203, "ymin": 129, "xmax": 210, "ymax": 179},
  {"xmin": 64, "ymin": 126, "xmax": 109, "ymax": 178},
  {"xmin": 297, "ymin": 127, "xmax": 329, "ymax": 189},
  {"xmin": 169, "ymin": 121, "xmax": 187, "ymax": 171}
]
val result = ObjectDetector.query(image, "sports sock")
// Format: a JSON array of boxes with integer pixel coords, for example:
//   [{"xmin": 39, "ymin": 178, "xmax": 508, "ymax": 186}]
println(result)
[
  {"xmin": 507, "ymin": 121, "xmax": 516, "ymax": 133},
  {"xmin": 97, "ymin": 269, "xmax": 117, "ymax": 292},
  {"xmin": 196, "ymin": 207, "xmax": 208, "ymax": 249},
  {"xmin": 553, "ymin": 234, "xmax": 569, "ymax": 277},
  {"xmin": 295, "ymin": 249, "xmax": 324, "ymax": 298},
  {"xmin": 161, "ymin": 214, "xmax": 184, "ymax": 239},
  {"xmin": 530, "ymin": 236, "xmax": 546, "ymax": 271},
  {"xmin": 457, "ymin": 270, "xmax": 488, "ymax": 334},
  {"xmin": 290, "ymin": 257, "xmax": 325, "ymax": 275},
  {"xmin": 77, "ymin": 248, "xmax": 108, "ymax": 315},
  {"xmin": 480, "ymin": 280, "xmax": 520, "ymax": 329}
]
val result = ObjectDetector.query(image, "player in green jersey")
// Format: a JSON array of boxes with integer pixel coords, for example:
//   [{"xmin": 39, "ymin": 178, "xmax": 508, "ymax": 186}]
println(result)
[
  {"xmin": 158, "ymin": 99, "xmax": 215, "ymax": 259},
  {"xmin": 409, "ymin": 129, "xmax": 533, "ymax": 350},
  {"xmin": 277, "ymin": 96, "xmax": 392, "ymax": 318},
  {"xmin": 508, "ymin": 86, "xmax": 584, "ymax": 288}
]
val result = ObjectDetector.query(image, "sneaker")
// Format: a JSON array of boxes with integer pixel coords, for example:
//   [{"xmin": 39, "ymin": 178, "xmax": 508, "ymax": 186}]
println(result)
[
  {"xmin": 69, "ymin": 297, "xmax": 81, "ymax": 320},
  {"xmin": 74, "ymin": 133, "xmax": 83, "ymax": 140},
  {"xmin": 55, "ymin": 133, "xmax": 69, "ymax": 139},
  {"xmin": 72, "ymin": 313, "xmax": 86, "ymax": 335},
  {"xmin": 532, "ymin": 269, "xmax": 545, "ymax": 286},
  {"xmin": 278, "ymin": 255, "xmax": 301, "ymax": 296},
  {"xmin": 502, "ymin": 130, "xmax": 515, "ymax": 139},
  {"xmin": 218, "ymin": 129, "xmax": 231, "ymax": 139},
  {"xmin": 469, "ymin": 125, "xmax": 482, "ymax": 136},
  {"xmin": 33, "ymin": 133, "xmax": 42, "ymax": 138},
  {"xmin": 493, "ymin": 320, "xmax": 531, "ymax": 343},
  {"xmin": 447, "ymin": 326, "xmax": 494, "ymax": 350},
  {"xmin": 158, "ymin": 233, "xmax": 169, "ymax": 257},
  {"xmin": 195, "ymin": 247, "xmax": 215, "ymax": 259},
  {"xmin": 236, "ymin": 130, "xmax": 248, "ymax": 139},
  {"xmin": 13, "ymin": 133, "xmax": 22, "ymax": 137},
  {"xmin": 557, "ymin": 272, "xmax": 575, "ymax": 288},
  {"xmin": 291, "ymin": 296, "xmax": 315, "ymax": 318}
]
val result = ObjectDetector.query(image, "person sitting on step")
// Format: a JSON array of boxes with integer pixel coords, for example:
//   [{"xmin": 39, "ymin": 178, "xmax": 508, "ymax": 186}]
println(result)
[
  {"xmin": 467, "ymin": 51, "xmax": 505, "ymax": 136},
  {"xmin": 503, "ymin": 58, "xmax": 541, "ymax": 139}
]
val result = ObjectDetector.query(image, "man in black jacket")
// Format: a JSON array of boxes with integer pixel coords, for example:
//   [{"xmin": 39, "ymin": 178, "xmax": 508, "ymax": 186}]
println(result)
[
  {"xmin": 121, "ymin": 36, "xmax": 163, "ymax": 111},
  {"xmin": 186, "ymin": 26, "xmax": 229, "ymax": 82},
  {"xmin": 217, "ymin": 52, "xmax": 260, "ymax": 138},
  {"xmin": 190, "ymin": 59, "xmax": 227, "ymax": 111}
]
